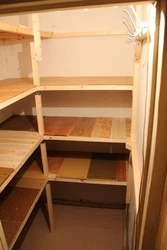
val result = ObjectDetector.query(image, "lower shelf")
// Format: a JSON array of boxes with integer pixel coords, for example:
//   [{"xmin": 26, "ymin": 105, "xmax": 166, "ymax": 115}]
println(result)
[
  {"xmin": 0, "ymin": 152, "xmax": 47, "ymax": 250},
  {"xmin": 48, "ymin": 152, "xmax": 128, "ymax": 186}
]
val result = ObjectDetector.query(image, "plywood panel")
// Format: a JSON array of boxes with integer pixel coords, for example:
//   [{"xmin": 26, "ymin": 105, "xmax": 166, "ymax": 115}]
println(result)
[
  {"xmin": 0, "ymin": 186, "xmax": 39, "ymax": 222},
  {"xmin": 0, "ymin": 168, "xmax": 14, "ymax": 186},
  {"xmin": 70, "ymin": 118, "xmax": 95, "ymax": 137},
  {"xmin": 57, "ymin": 153, "xmax": 91, "ymax": 179},
  {"xmin": 1, "ymin": 220, "xmax": 21, "ymax": 247},
  {"xmin": 87, "ymin": 153, "xmax": 117, "ymax": 180},
  {"xmin": 119, "ymin": 118, "xmax": 126, "ymax": 138},
  {"xmin": 117, "ymin": 155, "xmax": 127, "ymax": 181},
  {"xmin": 91, "ymin": 117, "xmax": 112, "ymax": 138},
  {"xmin": 126, "ymin": 118, "xmax": 131, "ymax": 137},
  {"xmin": 44, "ymin": 116, "xmax": 78, "ymax": 136},
  {"xmin": 0, "ymin": 115, "xmax": 37, "ymax": 132}
]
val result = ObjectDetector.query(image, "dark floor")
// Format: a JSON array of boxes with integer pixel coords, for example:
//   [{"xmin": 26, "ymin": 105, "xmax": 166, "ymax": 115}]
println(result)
[{"xmin": 14, "ymin": 204, "xmax": 125, "ymax": 250}]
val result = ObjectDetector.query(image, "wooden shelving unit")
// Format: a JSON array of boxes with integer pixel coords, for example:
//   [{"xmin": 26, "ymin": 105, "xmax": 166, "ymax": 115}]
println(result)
[
  {"xmin": 48, "ymin": 151, "xmax": 128, "ymax": 186},
  {"xmin": 0, "ymin": 152, "xmax": 47, "ymax": 249},
  {"xmin": 0, "ymin": 12, "xmax": 132, "ymax": 249}
]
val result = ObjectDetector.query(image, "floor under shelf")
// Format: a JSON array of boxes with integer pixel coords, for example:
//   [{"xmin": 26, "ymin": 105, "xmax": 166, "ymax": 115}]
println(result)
[
  {"xmin": 13, "ymin": 204, "xmax": 125, "ymax": 250},
  {"xmin": 0, "ymin": 151, "xmax": 47, "ymax": 249},
  {"xmin": 0, "ymin": 115, "xmax": 131, "ymax": 143}
]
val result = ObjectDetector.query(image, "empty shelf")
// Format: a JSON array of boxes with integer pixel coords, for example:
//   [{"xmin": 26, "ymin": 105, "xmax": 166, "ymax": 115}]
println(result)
[
  {"xmin": 0, "ymin": 115, "xmax": 131, "ymax": 143},
  {"xmin": 39, "ymin": 77, "xmax": 133, "ymax": 91},
  {"xmin": 0, "ymin": 130, "xmax": 42, "ymax": 192},
  {"xmin": 0, "ymin": 152, "xmax": 46, "ymax": 249},
  {"xmin": 0, "ymin": 78, "xmax": 37, "ymax": 110},
  {"xmin": 48, "ymin": 151, "xmax": 128, "ymax": 186},
  {"xmin": 44, "ymin": 116, "xmax": 131, "ymax": 143}
]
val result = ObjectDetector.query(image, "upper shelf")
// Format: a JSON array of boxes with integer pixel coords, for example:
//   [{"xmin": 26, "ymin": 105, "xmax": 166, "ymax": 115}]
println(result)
[
  {"xmin": 0, "ymin": 76, "xmax": 133, "ymax": 110},
  {"xmin": 0, "ymin": 21, "xmax": 56, "ymax": 40},
  {"xmin": 39, "ymin": 77, "xmax": 133, "ymax": 91},
  {"xmin": 0, "ymin": 78, "xmax": 37, "ymax": 110}
]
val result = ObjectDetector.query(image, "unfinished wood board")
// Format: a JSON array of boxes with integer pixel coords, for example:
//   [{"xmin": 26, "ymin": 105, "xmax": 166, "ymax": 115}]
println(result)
[
  {"xmin": 0, "ymin": 78, "xmax": 37, "ymax": 109},
  {"xmin": 91, "ymin": 117, "xmax": 112, "ymax": 138},
  {"xmin": 70, "ymin": 118, "xmax": 95, "ymax": 137},
  {"xmin": 44, "ymin": 116, "xmax": 78, "ymax": 136},
  {"xmin": 0, "ymin": 168, "xmax": 14, "ymax": 186},
  {"xmin": 1, "ymin": 220, "xmax": 21, "ymax": 247},
  {"xmin": 87, "ymin": 153, "xmax": 117, "ymax": 180},
  {"xmin": 0, "ymin": 130, "xmax": 42, "ymax": 192},
  {"xmin": 57, "ymin": 153, "xmax": 91, "ymax": 179},
  {"xmin": 117, "ymin": 155, "xmax": 127, "ymax": 182},
  {"xmin": 0, "ymin": 115, "xmax": 38, "ymax": 132}
]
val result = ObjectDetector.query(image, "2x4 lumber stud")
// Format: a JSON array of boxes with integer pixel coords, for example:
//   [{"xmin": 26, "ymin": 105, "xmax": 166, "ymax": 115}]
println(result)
[
  {"xmin": 45, "ymin": 183, "xmax": 54, "ymax": 233},
  {"xmin": 35, "ymin": 93, "xmax": 44, "ymax": 135},
  {"xmin": 40, "ymin": 142, "xmax": 49, "ymax": 177}
]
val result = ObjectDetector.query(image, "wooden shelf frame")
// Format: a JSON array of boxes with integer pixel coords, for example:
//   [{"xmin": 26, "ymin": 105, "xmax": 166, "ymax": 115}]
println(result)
[
  {"xmin": 0, "ymin": 153, "xmax": 47, "ymax": 249},
  {"xmin": 0, "ymin": 130, "xmax": 43, "ymax": 193}
]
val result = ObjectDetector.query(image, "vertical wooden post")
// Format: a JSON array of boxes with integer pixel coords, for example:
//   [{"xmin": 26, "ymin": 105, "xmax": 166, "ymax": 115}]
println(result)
[
  {"xmin": 45, "ymin": 183, "xmax": 55, "ymax": 233},
  {"xmin": 40, "ymin": 142, "xmax": 49, "ymax": 177},
  {"xmin": 35, "ymin": 92, "xmax": 44, "ymax": 135},
  {"xmin": 126, "ymin": 161, "xmax": 133, "ymax": 204}
]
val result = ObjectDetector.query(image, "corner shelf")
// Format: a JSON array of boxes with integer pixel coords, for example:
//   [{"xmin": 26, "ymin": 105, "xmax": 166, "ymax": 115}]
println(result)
[
  {"xmin": 0, "ymin": 130, "xmax": 42, "ymax": 193},
  {"xmin": 0, "ymin": 78, "xmax": 37, "ymax": 110},
  {"xmin": 0, "ymin": 152, "xmax": 47, "ymax": 249},
  {"xmin": 48, "ymin": 151, "xmax": 128, "ymax": 186}
]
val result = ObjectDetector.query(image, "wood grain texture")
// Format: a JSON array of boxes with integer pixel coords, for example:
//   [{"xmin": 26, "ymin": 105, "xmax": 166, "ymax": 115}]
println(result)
[
  {"xmin": 0, "ymin": 115, "xmax": 38, "ymax": 132},
  {"xmin": 117, "ymin": 154, "xmax": 127, "ymax": 181},
  {"xmin": 87, "ymin": 153, "xmax": 117, "ymax": 180},
  {"xmin": 57, "ymin": 153, "xmax": 91, "ymax": 179},
  {"xmin": 1, "ymin": 220, "xmax": 21, "ymax": 247},
  {"xmin": 0, "ymin": 168, "xmax": 14, "ymax": 186},
  {"xmin": 91, "ymin": 117, "xmax": 112, "ymax": 138},
  {"xmin": 0, "ymin": 186, "xmax": 39, "ymax": 222},
  {"xmin": 44, "ymin": 116, "xmax": 78, "ymax": 136},
  {"xmin": 70, "ymin": 117, "xmax": 95, "ymax": 137}
]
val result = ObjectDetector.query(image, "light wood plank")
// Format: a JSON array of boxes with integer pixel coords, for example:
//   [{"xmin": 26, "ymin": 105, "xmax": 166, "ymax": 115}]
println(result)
[
  {"xmin": 119, "ymin": 118, "xmax": 126, "ymax": 138},
  {"xmin": 0, "ymin": 168, "xmax": 14, "ymax": 186},
  {"xmin": 45, "ymin": 183, "xmax": 54, "ymax": 233},
  {"xmin": 110, "ymin": 118, "xmax": 119, "ymax": 138}
]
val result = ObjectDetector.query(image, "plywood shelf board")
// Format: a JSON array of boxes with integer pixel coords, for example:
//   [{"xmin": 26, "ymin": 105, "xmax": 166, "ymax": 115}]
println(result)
[
  {"xmin": 48, "ymin": 152, "xmax": 128, "ymax": 185},
  {"xmin": 0, "ymin": 130, "xmax": 42, "ymax": 193},
  {"xmin": 0, "ymin": 78, "xmax": 37, "ymax": 110}
]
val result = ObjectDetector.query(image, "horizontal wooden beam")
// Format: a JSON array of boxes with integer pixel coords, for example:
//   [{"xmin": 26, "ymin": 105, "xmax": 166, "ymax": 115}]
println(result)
[{"xmin": 0, "ymin": 0, "xmax": 155, "ymax": 15}]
